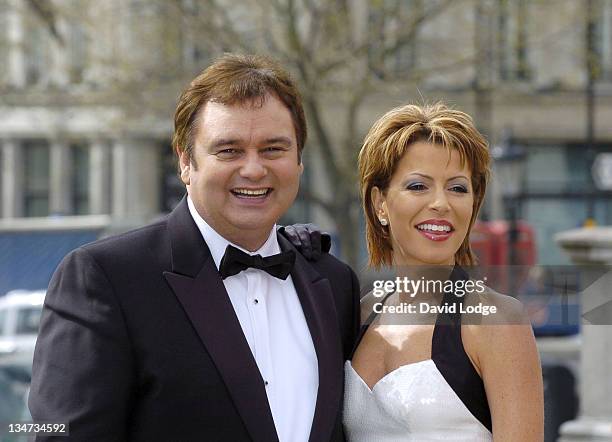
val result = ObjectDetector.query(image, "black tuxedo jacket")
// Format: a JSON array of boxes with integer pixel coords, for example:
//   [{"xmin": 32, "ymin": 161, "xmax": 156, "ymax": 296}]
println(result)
[{"xmin": 29, "ymin": 197, "xmax": 360, "ymax": 442}]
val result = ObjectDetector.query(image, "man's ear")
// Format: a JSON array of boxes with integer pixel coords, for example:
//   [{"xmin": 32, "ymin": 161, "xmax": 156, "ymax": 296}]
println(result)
[{"xmin": 179, "ymin": 151, "xmax": 191, "ymax": 185}]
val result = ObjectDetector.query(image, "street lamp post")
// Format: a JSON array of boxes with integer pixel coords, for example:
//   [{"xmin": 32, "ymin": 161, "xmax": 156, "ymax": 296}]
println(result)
[
  {"xmin": 492, "ymin": 132, "xmax": 527, "ymax": 267},
  {"xmin": 585, "ymin": 0, "xmax": 597, "ymax": 226},
  {"xmin": 492, "ymin": 133, "xmax": 527, "ymax": 297}
]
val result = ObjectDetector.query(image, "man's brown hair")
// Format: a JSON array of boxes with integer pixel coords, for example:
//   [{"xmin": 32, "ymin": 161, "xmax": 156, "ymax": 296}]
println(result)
[{"xmin": 173, "ymin": 53, "xmax": 307, "ymax": 166}]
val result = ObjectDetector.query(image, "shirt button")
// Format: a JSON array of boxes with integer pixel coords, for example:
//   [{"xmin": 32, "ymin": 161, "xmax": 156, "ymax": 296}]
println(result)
[
  {"xmin": 264, "ymin": 380, "xmax": 269, "ymax": 386},
  {"xmin": 254, "ymin": 299, "xmax": 259, "ymax": 304}
]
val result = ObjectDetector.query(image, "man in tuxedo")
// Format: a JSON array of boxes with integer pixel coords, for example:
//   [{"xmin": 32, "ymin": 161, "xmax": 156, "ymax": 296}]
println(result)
[{"xmin": 29, "ymin": 54, "xmax": 360, "ymax": 441}]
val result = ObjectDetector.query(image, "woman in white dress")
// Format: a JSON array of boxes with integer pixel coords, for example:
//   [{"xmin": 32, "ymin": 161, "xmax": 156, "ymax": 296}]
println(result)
[{"xmin": 343, "ymin": 103, "xmax": 544, "ymax": 441}]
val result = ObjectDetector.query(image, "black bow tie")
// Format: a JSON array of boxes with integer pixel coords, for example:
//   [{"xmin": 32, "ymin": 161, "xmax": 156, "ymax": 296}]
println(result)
[{"xmin": 219, "ymin": 245, "xmax": 296, "ymax": 280}]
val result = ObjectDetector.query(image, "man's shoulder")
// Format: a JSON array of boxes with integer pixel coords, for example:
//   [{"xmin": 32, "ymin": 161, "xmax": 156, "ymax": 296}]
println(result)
[
  {"xmin": 87, "ymin": 217, "xmax": 167, "ymax": 250},
  {"xmin": 309, "ymin": 252, "xmax": 357, "ymax": 283},
  {"xmin": 71, "ymin": 216, "xmax": 170, "ymax": 267}
]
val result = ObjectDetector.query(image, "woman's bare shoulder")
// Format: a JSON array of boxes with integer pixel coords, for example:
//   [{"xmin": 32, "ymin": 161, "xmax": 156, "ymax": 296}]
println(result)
[
  {"xmin": 462, "ymin": 285, "xmax": 537, "ymax": 377},
  {"xmin": 462, "ymin": 284, "xmax": 529, "ymax": 326}
]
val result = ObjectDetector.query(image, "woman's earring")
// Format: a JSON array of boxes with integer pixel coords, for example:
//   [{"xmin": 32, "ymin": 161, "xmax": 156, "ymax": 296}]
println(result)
[{"xmin": 379, "ymin": 218, "xmax": 388, "ymax": 226}]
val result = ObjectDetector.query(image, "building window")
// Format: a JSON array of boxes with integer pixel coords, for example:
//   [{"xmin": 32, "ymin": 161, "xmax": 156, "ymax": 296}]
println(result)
[
  {"xmin": 593, "ymin": 0, "xmax": 612, "ymax": 82},
  {"xmin": 521, "ymin": 142, "xmax": 612, "ymax": 263},
  {"xmin": 71, "ymin": 143, "xmax": 89, "ymax": 215},
  {"xmin": 69, "ymin": 23, "xmax": 88, "ymax": 84},
  {"xmin": 392, "ymin": 0, "xmax": 420, "ymax": 75},
  {"xmin": 180, "ymin": 0, "xmax": 209, "ymax": 70},
  {"xmin": 24, "ymin": 13, "xmax": 48, "ymax": 86},
  {"xmin": 366, "ymin": 0, "xmax": 421, "ymax": 79},
  {"xmin": 24, "ymin": 140, "xmax": 50, "ymax": 217},
  {"xmin": 497, "ymin": 0, "xmax": 531, "ymax": 81},
  {"xmin": 0, "ymin": 1, "xmax": 8, "ymax": 87},
  {"xmin": 524, "ymin": 143, "xmax": 603, "ymax": 194}
]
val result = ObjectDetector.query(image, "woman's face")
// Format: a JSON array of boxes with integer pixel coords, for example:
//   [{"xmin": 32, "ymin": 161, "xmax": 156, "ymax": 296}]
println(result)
[{"xmin": 373, "ymin": 141, "xmax": 474, "ymax": 266}]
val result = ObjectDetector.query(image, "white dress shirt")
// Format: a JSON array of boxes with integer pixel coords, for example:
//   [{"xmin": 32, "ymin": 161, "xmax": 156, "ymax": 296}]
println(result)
[{"xmin": 187, "ymin": 197, "xmax": 319, "ymax": 442}]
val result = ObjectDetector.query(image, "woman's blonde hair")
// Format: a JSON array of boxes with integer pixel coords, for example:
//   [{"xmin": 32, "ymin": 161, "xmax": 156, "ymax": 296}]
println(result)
[{"xmin": 358, "ymin": 103, "xmax": 491, "ymax": 268}]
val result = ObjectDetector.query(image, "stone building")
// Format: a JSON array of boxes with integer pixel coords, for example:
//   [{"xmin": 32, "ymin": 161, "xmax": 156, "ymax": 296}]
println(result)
[{"xmin": 1, "ymin": 0, "xmax": 612, "ymax": 273}]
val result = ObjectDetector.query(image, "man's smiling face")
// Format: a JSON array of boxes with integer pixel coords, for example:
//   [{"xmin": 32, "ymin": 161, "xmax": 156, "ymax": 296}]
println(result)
[{"xmin": 180, "ymin": 93, "xmax": 303, "ymax": 251}]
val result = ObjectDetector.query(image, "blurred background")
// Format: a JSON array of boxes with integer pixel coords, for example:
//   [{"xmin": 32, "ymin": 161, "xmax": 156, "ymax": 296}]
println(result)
[{"xmin": 0, "ymin": 0, "xmax": 611, "ymax": 441}]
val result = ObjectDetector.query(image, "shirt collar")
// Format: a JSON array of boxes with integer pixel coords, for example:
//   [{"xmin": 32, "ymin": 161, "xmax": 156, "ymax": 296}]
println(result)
[{"xmin": 187, "ymin": 195, "xmax": 280, "ymax": 270}]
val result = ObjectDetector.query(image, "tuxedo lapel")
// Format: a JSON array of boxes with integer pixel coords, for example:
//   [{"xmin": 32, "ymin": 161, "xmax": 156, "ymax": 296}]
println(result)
[
  {"xmin": 162, "ymin": 198, "xmax": 279, "ymax": 442},
  {"xmin": 278, "ymin": 235, "xmax": 344, "ymax": 442}
]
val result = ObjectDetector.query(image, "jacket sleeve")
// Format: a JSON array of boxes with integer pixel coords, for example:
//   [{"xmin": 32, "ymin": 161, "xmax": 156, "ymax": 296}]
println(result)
[{"xmin": 29, "ymin": 247, "xmax": 134, "ymax": 442}]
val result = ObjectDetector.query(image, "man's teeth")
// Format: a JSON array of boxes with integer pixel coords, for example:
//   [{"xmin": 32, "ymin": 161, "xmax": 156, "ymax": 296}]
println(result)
[
  {"xmin": 417, "ymin": 224, "xmax": 451, "ymax": 232},
  {"xmin": 233, "ymin": 188, "xmax": 269, "ymax": 196}
]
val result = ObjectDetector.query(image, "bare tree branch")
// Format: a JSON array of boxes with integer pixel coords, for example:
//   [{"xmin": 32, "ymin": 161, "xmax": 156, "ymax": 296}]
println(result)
[
  {"xmin": 314, "ymin": 0, "xmax": 454, "ymax": 80},
  {"xmin": 303, "ymin": 95, "xmax": 341, "ymax": 189},
  {"xmin": 381, "ymin": 0, "xmax": 454, "ymax": 58},
  {"xmin": 25, "ymin": 0, "xmax": 64, "ymax": 45},
  {"xmin": 298, "ymin": 188, "xmax": 335, "ymax": 214}
]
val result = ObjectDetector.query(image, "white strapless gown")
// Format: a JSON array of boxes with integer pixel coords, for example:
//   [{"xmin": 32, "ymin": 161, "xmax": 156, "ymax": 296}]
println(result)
[{"xmin": 343, "ymin": 360, "xmax": 492, "ymax": 441}]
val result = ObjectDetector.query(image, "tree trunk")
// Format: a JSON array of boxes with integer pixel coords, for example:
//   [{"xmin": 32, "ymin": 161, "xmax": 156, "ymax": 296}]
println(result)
[{"xmin": 332, "ymin": 198, "xmax": 362, "ymax": 272}]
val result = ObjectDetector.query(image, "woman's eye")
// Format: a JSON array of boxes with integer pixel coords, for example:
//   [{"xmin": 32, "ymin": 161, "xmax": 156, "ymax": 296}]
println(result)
[
  {"xmin": 406, "ymin": 183, "xmax": 427, "ymax": 191},
  {"xmin": 449, "ymin": 185, "xmax": 468, "ymax": 193}
]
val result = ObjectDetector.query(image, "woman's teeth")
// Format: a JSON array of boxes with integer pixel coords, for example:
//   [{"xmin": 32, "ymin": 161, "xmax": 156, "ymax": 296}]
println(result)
[{"xmin": 417, "ymin": 224, "xmax": 451, "ymax": 232}]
